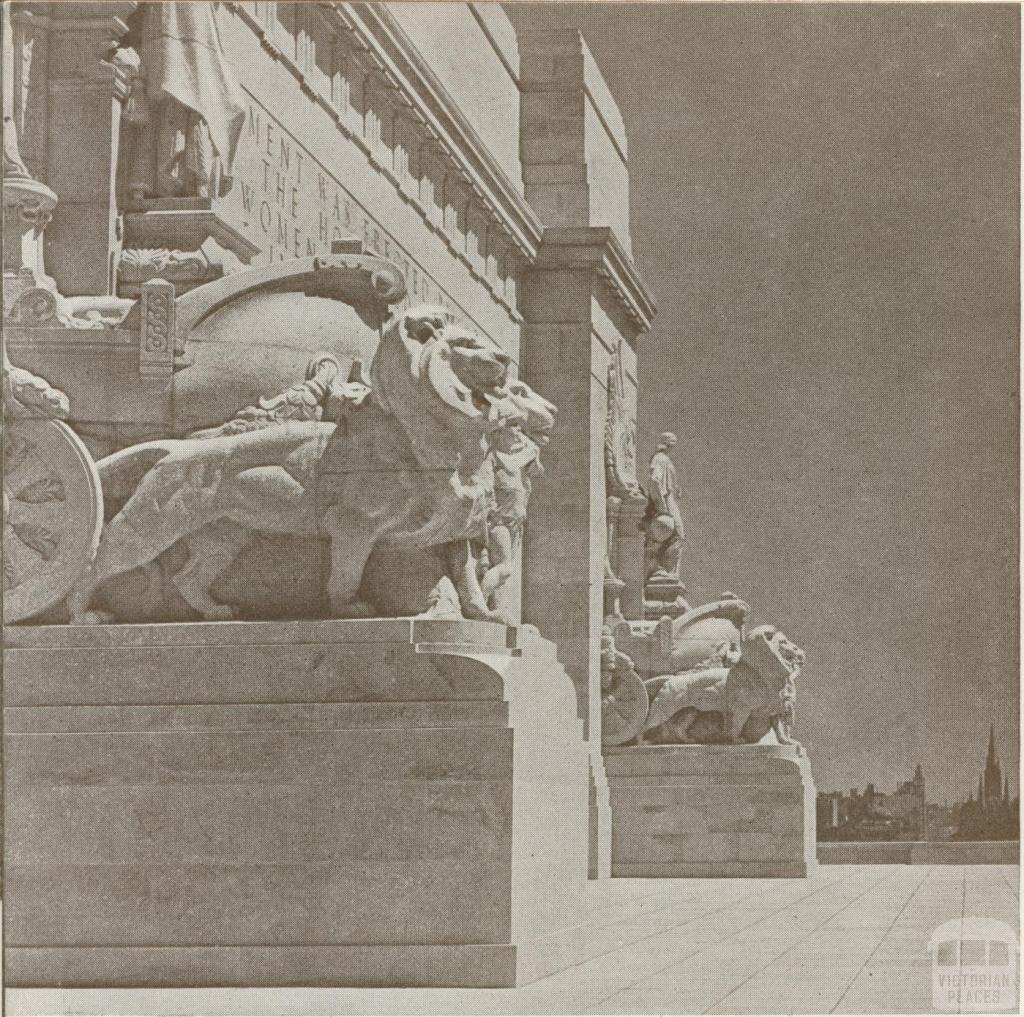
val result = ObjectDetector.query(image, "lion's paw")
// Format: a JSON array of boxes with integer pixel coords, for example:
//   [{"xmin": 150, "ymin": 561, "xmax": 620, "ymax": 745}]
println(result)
[
  {"xmin": 463, "ymin": 604, "xmax": 504, "ymax": 624},
  {"xmin": 201, "ymin": 604, "xmax": 237, "ymax": 622},
  {"xmin": 332, "ymin": 598, "xmax": 377, "ymax": 619},
  {"xmin": 74, "ymin": 609, "xmax": 115, "ymax": 626}
]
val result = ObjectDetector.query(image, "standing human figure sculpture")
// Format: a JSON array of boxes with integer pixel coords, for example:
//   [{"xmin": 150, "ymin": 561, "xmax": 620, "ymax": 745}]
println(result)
[
  {"xmin": 644, "ymin": 431, "xmax": 685, "ymax": 588},
  {"xmin": 122, "ymin": 2, "xmax": 246, "ymax": 202}
]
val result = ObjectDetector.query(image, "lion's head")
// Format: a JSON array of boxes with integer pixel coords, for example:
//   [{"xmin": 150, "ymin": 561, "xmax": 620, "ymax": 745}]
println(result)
[
  {"xmin": 371, "ymin": 305, "xmax": 522, "ymax": 437},
  {"xmin": 504, "ymin": 378, "xmax": 557, "ymax": 446},
  {"xmin": 741, "ymin": 624, "xmax": 804, "ymax": 694}
]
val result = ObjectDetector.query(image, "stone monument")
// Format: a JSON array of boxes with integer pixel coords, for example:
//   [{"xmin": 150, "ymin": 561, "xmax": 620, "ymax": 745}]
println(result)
[
  {"xmin": 4, "ymin": 269, "xmax": 591, "ymax": 988},
  {"xmin": 2, "ymin": 2, "xmax": 615, "ymax": 986},
  {"xmin": 599, "ymin": 406, "xmax": 816, "ymax": 877}
]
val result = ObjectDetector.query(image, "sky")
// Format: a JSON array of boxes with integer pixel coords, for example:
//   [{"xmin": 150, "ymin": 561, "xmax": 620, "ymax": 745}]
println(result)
[{"xmin": 536, "ymin": 2, "xmax": 1019, "ymax": 802}]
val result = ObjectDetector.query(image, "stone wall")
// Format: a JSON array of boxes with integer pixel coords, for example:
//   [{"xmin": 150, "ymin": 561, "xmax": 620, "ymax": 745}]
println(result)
[
  {"xmin": 818, "ymin": 841, "xmax": 1020, "ymax": 865},
  {"xmin": 513, "ymin": 18, "xmax": 631, "ymax": 254},
  {"xmin": 582, "ymin": 45, "xmax": 631, "ymax": 255}
]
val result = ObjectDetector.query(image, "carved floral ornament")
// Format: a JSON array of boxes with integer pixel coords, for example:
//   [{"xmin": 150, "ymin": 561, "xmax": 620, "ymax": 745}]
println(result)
[{"xmin": 119, "ymin": 248, "xmax": 210, "ymax": 285}]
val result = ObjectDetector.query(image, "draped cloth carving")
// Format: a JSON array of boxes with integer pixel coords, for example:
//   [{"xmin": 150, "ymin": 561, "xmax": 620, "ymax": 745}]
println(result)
[{"xmin": 126, "ymin": 2, "xmax": 246, "ymax": 200}]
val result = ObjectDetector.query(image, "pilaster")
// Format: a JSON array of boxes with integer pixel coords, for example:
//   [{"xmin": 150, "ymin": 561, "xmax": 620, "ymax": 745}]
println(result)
[{"xmin": 43, "ymin": 3, "xmax": 135, "ymax": 296}]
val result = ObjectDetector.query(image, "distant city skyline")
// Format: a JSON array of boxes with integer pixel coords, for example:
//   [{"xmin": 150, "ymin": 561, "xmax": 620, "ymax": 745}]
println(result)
[
  {"xmin": 818, "ymin": 723, "xmax": 1017, "ymax": 842},
  {"xmin": 817, "ymin": 724, "xmax": 1016, "ymax": 805}
]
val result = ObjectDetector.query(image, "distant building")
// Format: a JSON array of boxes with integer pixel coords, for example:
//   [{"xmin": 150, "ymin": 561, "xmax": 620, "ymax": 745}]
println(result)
[
  {"xmin": 817, "ymin": 765, "xmax": 926, "ymax": 842},
  {"xmin": 953, "ymin": 726, "xmax": 1019, "ymax": 842}
]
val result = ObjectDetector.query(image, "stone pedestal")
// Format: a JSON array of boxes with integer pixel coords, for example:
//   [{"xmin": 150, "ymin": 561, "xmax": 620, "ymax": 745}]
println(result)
[
  {"xmin": 4, "ymin": 618, "xmax": 589, "ymax": 988},
  {"xmin": 605, "ymin": 744, "xmax": 817, "ymax": 878}
]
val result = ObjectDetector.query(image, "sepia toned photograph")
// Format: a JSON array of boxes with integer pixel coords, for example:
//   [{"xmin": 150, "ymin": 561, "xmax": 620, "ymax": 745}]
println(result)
[{"xmin": 0, "ymin": 1, "xmax": 1019, "ymax": 1014}]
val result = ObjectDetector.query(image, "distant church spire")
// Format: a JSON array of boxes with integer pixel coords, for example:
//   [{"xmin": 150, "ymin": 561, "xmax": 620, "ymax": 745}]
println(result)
[
  {"xmin": 983, "ymin": 725, "xmax": 1003, "ymax": 806},
  {"xmin": 913, "ymin": 763, "xmax": 924, "ymax": 784}
]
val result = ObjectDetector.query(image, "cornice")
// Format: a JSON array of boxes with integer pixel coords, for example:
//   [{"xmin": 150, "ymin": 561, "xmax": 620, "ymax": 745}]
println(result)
[
  {"xmin": 600, "ymin": 229, "xmax": 657, "ymax": 331},
  {"xmin": 534, "ymin": 227, "xmax": 657, "ymax": 332},
  {"xmin": 46, "ymin": 1, "xmax": 137, "ymax": 39},
  {"xmin": 326, "ymin": 3, "xmax": 544, "ymax": 262}
]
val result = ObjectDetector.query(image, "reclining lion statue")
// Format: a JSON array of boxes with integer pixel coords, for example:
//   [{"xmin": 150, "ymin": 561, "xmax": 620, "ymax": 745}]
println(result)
[
  {"xmin": 67, "ymin": 305, "xmax": 543, "ymax": 624},
  {"xmin": 641, "ymin": 625, "xmax": 804, "ymax": 745}
]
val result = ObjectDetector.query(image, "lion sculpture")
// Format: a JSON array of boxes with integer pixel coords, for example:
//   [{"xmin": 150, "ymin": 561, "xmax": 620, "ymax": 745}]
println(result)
[
  {"xmin": 66, "ymin": 305, "xmax": 547, "ymax": 624},
  {"xmin": 641, "ymin": 625, "xmax": 804, "ymax": 745}
]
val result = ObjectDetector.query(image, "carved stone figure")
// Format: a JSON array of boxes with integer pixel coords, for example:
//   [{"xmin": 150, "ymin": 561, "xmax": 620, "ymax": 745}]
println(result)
[
  {"xmin": 600, "ymin": 626, "xmax": 649, "ymax": 746},
  {"xmin": 124, "ymin": 2, "xmax": 245, "ymax": 201},
  {"xmin": 189, "ymin": 355, "xmax": 371, "ymax": 439},
  {"xmin": 477, "ymin": 379, "xmax": 556, "ymax": 621},
  {"xmin": 644, "ymin": 431, "xmax": 685, "ymax": 590},
  {"xmin": 65, "ymin": 305, "xmax": 535, "ymax": 625},
  {"xmin": 642, "ymin": 625, "xmax": 805, "ymax": 745}
]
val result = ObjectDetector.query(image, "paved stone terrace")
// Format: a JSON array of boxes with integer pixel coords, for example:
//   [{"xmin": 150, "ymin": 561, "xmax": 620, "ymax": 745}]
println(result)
[{"xmin": 8, "ymin": 865, "xmax": 1018, "ymax": 1016}]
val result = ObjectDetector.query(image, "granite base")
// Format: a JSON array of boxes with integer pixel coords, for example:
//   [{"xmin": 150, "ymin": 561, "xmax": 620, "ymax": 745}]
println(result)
[
  {"xmin": 3, "ymin": 619, "xmax": 589, "ymax": 988},
  {"xmin": 604, "ymin": 744, "xmax": 817, "ymax": 878}
]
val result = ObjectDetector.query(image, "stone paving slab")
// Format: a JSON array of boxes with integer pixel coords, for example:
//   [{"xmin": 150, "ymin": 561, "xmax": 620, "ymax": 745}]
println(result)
[{"xmin": 7, "ymin": 865, "xmax": 1019, "ymax": 1016}]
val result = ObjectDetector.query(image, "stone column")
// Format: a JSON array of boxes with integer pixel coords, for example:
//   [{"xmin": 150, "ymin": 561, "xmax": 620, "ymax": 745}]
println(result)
[
  {"xmin": 520, "ymin": 231, "xmax": 606, "ymax": 737},
  {"xmin": 43, "ymin": 3, "xmax": 135, "ymax": 297},
  {"xmin": 516, "ymin": 22, "xmax": 656, "ymax": 878},
  {"xmin": 518, "ymin": 229, "xmax": 653, "ymax": 883},
  {"xmin": 519, "ymin": 231, "xmax": 610, "ymax": 879},
  {"xmin": 614, "ymin": 493, "xmax": 649, "ymax": 620},
  {"xmin": 3, "ymin": 4, "xmax": 57, "ymax": 309}
]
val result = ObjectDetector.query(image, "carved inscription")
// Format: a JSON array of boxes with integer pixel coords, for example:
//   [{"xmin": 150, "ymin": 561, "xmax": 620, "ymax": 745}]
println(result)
[{"xmin": 228, "ymin": 100, "xmax": 448, "ymax": 308}]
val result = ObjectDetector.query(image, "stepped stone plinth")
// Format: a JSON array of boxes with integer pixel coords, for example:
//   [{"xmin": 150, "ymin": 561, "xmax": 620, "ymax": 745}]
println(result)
[
  {"xmin": 3, "ymin": 618, "xmax": 589, "ymax": 988},
  {"xmin": 605, "ymin": 743, "xmax": 817, "ymax": 878}
]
